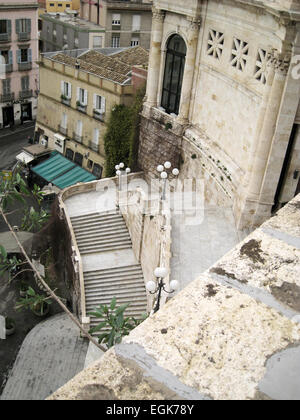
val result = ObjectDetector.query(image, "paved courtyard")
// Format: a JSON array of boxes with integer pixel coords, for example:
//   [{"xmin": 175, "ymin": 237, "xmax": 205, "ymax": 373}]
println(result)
[{"xmin": 1, "ymin": 313, "xmax": 88, "ymax": 400}]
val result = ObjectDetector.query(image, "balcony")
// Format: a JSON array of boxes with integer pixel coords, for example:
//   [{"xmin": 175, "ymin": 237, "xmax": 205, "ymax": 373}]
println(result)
[
  {"xmin": 93, "ymin": 109, "xmax": 105, "ymax": 122},
  {"xmin": 61, "ymin": 96, "xmax": 71, "ymax": 107},
  {"xmin": 1, "ymin": 92, "xmax": 15, "ymax": 103},
  {"xmin": 58, "ymin": 125, "xmax": 68, "ymax": 136},
  {"xmin": 18, "ymin": 62, "xmax": 32, "ymax": 71},
  {"xmin": 0, "ymin": 33, "xmax": 11, "ymax": 43},
  {"xmin": 76, "ymin": 102, "xmax": 87, "ymax": 114},
  {"xmin": 19, "ymin": 89, "xmax": 33, "ymax": 100},
  {"xmin": 4, "ymin": 63, "xmax": 13, "ymax": 73},
  {"xmin": 89, "ymin": 141, "xmax": 99, "ymax": 152},
  {"xmin": 18, "ymin": 32, "xmax": 31, "ymax": 42},
  {"xmin": 73, "ymin": 132, "xmax": 83, "ymax": 144}
]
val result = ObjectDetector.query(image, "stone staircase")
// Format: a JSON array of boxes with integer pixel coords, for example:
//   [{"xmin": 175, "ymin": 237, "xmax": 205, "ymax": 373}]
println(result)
[
  {"xmin": 70, "ymin": 210, "xmax": 148, "ymax": 333},
  {"xmin": 84, "ymin": 265, "xmax": 147, "ymax": 332},
  {"xmin": 70, "ymin": 211, "xmax": 132, "ymax": 255}
]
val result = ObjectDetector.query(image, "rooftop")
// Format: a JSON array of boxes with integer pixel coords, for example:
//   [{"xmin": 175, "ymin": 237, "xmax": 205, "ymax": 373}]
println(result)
[
  {"xmin": 44, "ymin": 46, "xmax": 149, "ymax": 85},
  {"xmin": 41, "ymin": 12, "xmax": 105, "ymax": 31}
]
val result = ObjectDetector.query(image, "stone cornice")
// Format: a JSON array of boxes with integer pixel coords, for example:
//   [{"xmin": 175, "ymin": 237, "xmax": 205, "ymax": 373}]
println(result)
[
  {"xmin": 0, "ymin": 3, "xmax": 38, "ymax": 10},
  {"xmin": 234, "ymin": 0, "xmax": 300, "ymax": 22}
]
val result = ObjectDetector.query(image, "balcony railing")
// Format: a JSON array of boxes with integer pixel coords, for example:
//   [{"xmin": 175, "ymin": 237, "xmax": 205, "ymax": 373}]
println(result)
[
  {"xmin": 93, "ymin": 110, "xmax": 105, "ymax": 122},
  {"xmin": 4, "ymin": 63, "xmax": 13, "ymax": 73},
  {"xmin": 0, "ymin": 33, "xmax": 11, "ymax": 43},
  {"xmin": 58, "ymin": 125, "xmax": 68, "ymax": 136},
  {"xmin": 73, "ymin": 132, "xmax": 83, "ymax": 144},
  {"xmin": 76, "ymin": 103, "xmax": 87, "ymax": 114},
  {"xmin": 18, "ymin": 62, "xmax": 32, "ymax": 71},
  {"xmin": 1, "ymin": 92, "xmax": 15, "ymax": 103},
  {"xmin": 89, "ymin": 141, "xmax": 99, "ymax": 152},
  {"xmin": 19, "ymin": 89, "xmax": 33, "ymax": 99},
  {"xmin": 61, "ymin": 96, "xmax": 71, "ymax": 107},
  {"xmin": 18, "ymin": 32, "xmax": 31, "ymax": 42}
]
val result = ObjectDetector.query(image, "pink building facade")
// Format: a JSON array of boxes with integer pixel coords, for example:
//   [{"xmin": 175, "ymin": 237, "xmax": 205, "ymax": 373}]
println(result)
[{"xmin": 0, "ymin": 0, "xmax": 39, "ymax": 128}]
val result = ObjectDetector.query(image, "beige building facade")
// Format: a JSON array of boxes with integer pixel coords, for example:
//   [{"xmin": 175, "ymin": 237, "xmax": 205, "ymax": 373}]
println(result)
[
  {"xmin": 80, "ymin": 0, "xmax": 153, "ymax": 49},
  {"xmin": 35, "ymin": 46, "xmax": 148, "ymax": 177},
  {"xmin": 139, "ymin": 0, "xmax": 300, "ymax": 230}
]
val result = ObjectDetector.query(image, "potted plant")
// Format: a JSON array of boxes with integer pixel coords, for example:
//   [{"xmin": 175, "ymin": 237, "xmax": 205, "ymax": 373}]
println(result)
[
  {"xmin": 5, "ymin": 317, "xmax": 16, "ymax": 336},
  {"xmin": 15, "ymin": 287, "xmax": 52, "ymax": 317}
]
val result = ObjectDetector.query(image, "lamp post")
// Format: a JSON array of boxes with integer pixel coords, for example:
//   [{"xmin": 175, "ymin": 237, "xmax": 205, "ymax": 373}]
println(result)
[
  {"xmin": 157, "ymin": 161, "xmax": 179, "ymax": 200},
  {"xmin": 146, "ymin": 267, "xmax": 179, "ymax": 313},
  {"xmin": 115, "ymin": 162, "xmax": 130, "ymax": 191}
]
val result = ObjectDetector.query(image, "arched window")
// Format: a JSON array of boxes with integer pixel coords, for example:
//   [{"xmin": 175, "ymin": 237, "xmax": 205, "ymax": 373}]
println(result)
[{"xmin": 161, "ymin": 35, "xmax": 186, "ymax": 115}]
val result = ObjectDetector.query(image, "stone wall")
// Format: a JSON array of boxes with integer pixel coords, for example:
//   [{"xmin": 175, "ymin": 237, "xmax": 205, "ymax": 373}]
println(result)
[{"xmin": 49, "ymin": 195, "xmax": 300, "ymax": 400}]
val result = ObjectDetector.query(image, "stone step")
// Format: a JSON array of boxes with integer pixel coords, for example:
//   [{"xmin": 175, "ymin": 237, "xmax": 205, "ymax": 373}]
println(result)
[
  {"xmin": 85, "ymin": 283, "xmax": 146, "ymax": 297},
  {"xmin": 79, "ymin": 238, "xmax": 131, "ymax": 250},
  {"xmin": 74, "ymin": 225, "xmax": 128, "ymax": 239},
  {"xmin": 76, "ymin": 231, "xmax": 131, "ymax": 245},
  {"xmin": 71, "ymin": 214, "xmax": 124, "ymax": 226},
  {"xmin": 80, "ymin": 244, "xmax": 132, "ymax": 255},
  {"xmin": 84, "ymin": 274, "xmax": 144, "ymax": 287},
  {"xmin": 84, "ymin": 264, "xmax": 142, "ymax": 277},
  {"xmin": 86, "ymin": 295, "xmax": 147, "ymax": 307},
  {"xmin": 73, "ymin": 219, "xmax": 126, "ymax": 232},
  {"xmin": 71, "ymin": 210, "xmax": 119, "ymax": 222}
]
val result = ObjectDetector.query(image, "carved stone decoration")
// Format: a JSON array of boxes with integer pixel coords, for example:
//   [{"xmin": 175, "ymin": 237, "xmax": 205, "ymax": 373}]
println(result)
[
  {"xmin": 254, "ymin": 48, "xmax": 268, "ymax": 84},
  {"xmin": 266, "ymin": 49, "xmax": 292, "ymax": 76},
  {"xmin": 207, "ymin": 29, "xmax": 225, "ymax": 60},
  {"xmin": 152, "ymin": 7, "xmax": 165, "ymax": 23},
  {"xmin": 231, "ymin": 38, "xmax": 249, "ymax": 71}
]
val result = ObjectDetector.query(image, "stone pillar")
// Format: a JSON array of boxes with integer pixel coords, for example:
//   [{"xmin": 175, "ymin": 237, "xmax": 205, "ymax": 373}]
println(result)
[
  {"xmin": 177, "ymin": 17, "xmax": 200, "ymax": 124},
  {"xmin": 144, "ymin": 7, "xmax": 165, "ymax": 109},
  {"xmin": 237, "ymin": 50, "xmax": 291, "ymax": 229}
]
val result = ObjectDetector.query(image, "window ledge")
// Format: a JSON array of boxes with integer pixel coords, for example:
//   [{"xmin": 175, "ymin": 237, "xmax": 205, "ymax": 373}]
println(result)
[{"xmin": 151, "ymin": 107, "xmax": 184, "ymax": 136}]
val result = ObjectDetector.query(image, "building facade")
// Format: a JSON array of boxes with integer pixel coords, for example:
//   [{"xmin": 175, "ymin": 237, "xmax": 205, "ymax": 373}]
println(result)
[
  {"xmin": 40, "ymin": 12, "xmax": 106, "ymax": 52},
  {"xmin": 0, "ymin": 0, "xmax": 39, "ymax": 128},
  {"xmin": 139, "ymin": 0, "xmax": 300, "ymax": 230},
  {"xmin": 79, "ymin": 0, "xmax": 152, "ymax": 49},
  {"xmin": 46, "ymin": 0, "xmax": 80, "ymax": 13},
  {"xmin": 35, "ymin": 46, "xmax": 148, "ymax": 177}
]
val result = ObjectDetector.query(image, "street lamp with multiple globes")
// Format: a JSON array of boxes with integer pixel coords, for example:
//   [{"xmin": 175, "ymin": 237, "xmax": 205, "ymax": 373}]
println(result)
[
  {"xmin": 115, "ymin": 162, "xmax": 131, "ymax": 191},
  {"xmin": 146, "ymin": 267, "xmax": 179, "ymax": 313},
  {"xmin": 157, "ymin": 161, "xmax": 179, "ymax": 200}
]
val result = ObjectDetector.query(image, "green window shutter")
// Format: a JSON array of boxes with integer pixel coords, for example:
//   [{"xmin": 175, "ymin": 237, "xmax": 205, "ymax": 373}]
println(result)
[
  {"xmin": 16, "ymin": 49, "xmax": 21, "ymax": 64},
  {"xmin": 15, "ymin": 19, "xmax": 20, "ymax": 34},
  {"xmin": 28, "ymin": 49, "xmax": 32, "ymax": 63},
  {"xmin": 26, "ymin": 19, "xmax": 31, "ymax": 33},
  {"xmin": 8, "ymin": 50, "xmax": 13, "ymax": 65},
  {"xmin": 7, "ymin": 20, "xmax": 12, "ymax": 34}
]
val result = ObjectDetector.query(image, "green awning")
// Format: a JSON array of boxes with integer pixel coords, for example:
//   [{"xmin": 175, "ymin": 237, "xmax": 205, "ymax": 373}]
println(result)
[{"xmin": 31, "ymin": 151, "xmax": 97, "ymax": 189}]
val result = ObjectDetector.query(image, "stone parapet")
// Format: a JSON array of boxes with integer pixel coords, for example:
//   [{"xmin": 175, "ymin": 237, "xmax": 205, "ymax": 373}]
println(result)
[{"xmin": 49, "ymin": 194, "xmax": 300, "ymax": 400}]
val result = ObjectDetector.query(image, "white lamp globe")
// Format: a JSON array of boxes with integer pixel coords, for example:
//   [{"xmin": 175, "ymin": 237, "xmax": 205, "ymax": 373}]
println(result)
[
  {"xmin": 119, "ymin": 162, "xmax": 125, "ymax": 169},
  {"xmin": 146, "ymin": 281, "xmax": 157, "ymax": 293},
  {"xmin": 116, "ymin": 170, "xmax": 121, "ymax": 176},
  {"xmin": 154, "ymin": 267, "xmax": 168, "ymax": 278},
  {"xmin": 125, "ymin": 167, "xmax": 131, "ymax": 174},
  {"xmin": 172, "ymin": 168, "xmax": 179, "ymax": 176},
  {"xmin": 164, "ymin": 161, "xmax": 171, "ymax": 169},
  {"xmin": 160, "ymin": 171, "xmax": 168, "ymax": 179},
  {"xmin": 170, "ymin": 280, "xmax": 179, "ymax": 291},
  {"xmin": 115, "ymin": 165, "xmax": 120, "ymax": 170},
  {"xmin": 157, "ymin": 165, "xmax": 164, "ymax": 173}
]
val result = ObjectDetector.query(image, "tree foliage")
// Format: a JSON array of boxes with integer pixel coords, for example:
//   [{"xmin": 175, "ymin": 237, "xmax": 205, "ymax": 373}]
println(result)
[{"xmin": 104, "ymin": 87, "xmax": 145, "ymax": 177}]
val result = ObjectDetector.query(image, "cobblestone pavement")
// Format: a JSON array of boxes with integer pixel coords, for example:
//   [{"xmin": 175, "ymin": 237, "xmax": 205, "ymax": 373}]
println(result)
[{"xmin": 1, "ymin": 313, "xmax": 88, "ymax": 400}]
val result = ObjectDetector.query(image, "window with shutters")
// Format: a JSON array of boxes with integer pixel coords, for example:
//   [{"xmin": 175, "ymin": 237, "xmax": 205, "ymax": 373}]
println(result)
[
  {"xmin": 16, "ymin": 19, "xmax": 31, "ymax": 41},
  {"xmin": 112, "ymin": 14, "xmax": 121, "ymax": 26},
  {"xmin": 61, "ymin": 81, "xmax": 71, "ymax": 98},
  {"xmin": 112, "ymin": 35, "xmax": 120, "ymax": 48},
  {"xmin": 2, "ymin": 79, "xmax": 11, "ymax": 95},
  {"xmin": 132, "ymin": 15, "xmax": 141, "ymax": 32},
  {"xmin": 131, "ymin": 37, "xmax": 139, "ymax": 47},
  {"xmin": 21, "ymin": 76, "xmax": 29, "ymax": 90},
  {"xmin": 77, "ymin": 88, "xmax": 87, "ymax": 112},
  {"xmin": 93, "ymin": 94, "xmax": 105, "ymax": 121},
  {"xmin": 0, "ymin": 20, "xmax": 11, "ymax": 42},
  {"xmin": 74, "ymin": 152, "xmax": 83, "ymax": 167},
  {"xmin": 92, "ymin": 163, "xmax": 103, "ymax": 179},
  {"xmin": 65, "ymin": 148, "xmax": 74, "ymax": 161}
]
